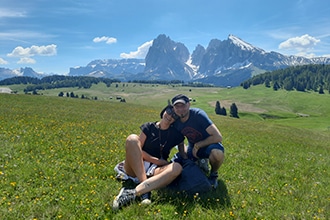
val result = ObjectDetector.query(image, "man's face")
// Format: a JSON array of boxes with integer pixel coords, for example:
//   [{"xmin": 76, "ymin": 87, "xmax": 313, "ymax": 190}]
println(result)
[{"xmin": 173, "ymin": 102, "xmax": 190, "ymax": 118}]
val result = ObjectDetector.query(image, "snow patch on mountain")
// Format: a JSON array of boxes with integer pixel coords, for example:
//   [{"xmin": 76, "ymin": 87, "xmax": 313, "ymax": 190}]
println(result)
[
  {"xmin": 229, "ymin": 34, "xmax": 265, "ymax": 54},
  {"xmin": 12, "ymin": 69, "xmax": 23, "ymax": 76},
  {"xmin": 185, "ymin": 56, "xmax": 199, "ymax": 78},
  {"xmin": 88, "ymin": 71, "xmax": 106, "ymax": 77},
  {"xmin": 229, "ymin": 61, "xmax": 252, "ymax": 70}
]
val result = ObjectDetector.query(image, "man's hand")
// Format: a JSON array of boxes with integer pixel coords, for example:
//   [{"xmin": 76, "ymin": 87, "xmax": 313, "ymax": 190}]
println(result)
[{"xmin": 192, "ymin": 144, "xmax": 200, "ymax": 158}]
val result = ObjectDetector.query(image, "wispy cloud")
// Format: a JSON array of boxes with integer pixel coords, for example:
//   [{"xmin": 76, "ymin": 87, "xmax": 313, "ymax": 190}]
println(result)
[
  {"xmin": 17, "ymin": 57, "xmax": 36, "ymax": 64},
  {"xmin": 0, "ymin": 57, "xmax": 8, "ymax": 64},
  {"xmin": 93, "ymin": 36, "xmax": 117, "ymax": 44},
  {"xmin": 120, "ymin": 40, "xmax": 153, "ymax": 59},
  {"xmin": 0, "ymin": 31, "xmax": 57, "ymax": 44},
  {"xmin": 0, "ymin": 8, "xmax": 27, "ymax": 18}
]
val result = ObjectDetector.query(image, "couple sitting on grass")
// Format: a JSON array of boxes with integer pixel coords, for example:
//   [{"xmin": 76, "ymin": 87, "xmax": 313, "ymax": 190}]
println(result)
[{"xmin": 112, "ymin": 94, "xmax": 225, "ymax": 210}]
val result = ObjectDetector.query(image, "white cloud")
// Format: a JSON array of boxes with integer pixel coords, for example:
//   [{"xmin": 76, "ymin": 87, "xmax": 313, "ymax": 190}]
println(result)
[
  {"xmin": 295, "ymin": 52, "xmax": 317, "ymax": 59},
  {"xmin": 120, "ymin": 40, "xmax": 153, "ymax": 59},
  {"xmin": 0, "ymin": 8, "xmax": 26, "ymax": 18},
  {"xmin": 17, "ymin": 57, "xmax": 36, "ymax": 64},
  {"xmin": 279, "ymin": 34, "xmax": 320, "ymax": 52},
  {"xmin": 93, "ymin": 36, "xmax": 117, "ymax": 44},
  {"xmin": 0, "ymin": 58, "xmax": 8, "ymax": 64},
  {"xmin": 7, "ymin": 44, "xmax": 57, "ymax": 57}
]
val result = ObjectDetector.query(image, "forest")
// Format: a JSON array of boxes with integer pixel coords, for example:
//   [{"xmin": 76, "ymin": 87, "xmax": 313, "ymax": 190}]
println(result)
[
  {"xmin": 0, "ymin": 75, "xmax": 212, "ymax": 93},
  {"xmin": 0, "ymin": 75, "xmax": 121, "ymax": 93},
  {"xmin": 241, "ymin": 64, "xmax": 330, "ymax": 94}
]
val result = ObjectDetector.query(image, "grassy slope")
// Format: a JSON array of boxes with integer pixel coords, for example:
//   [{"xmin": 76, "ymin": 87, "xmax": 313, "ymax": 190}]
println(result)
[
  {"xmin": 0, "ymin": 85, "xmax": 329, "ymax": 219},
  {"xmin": 14, "ymin": 82, "xmax": 330, "ymax": 132}
]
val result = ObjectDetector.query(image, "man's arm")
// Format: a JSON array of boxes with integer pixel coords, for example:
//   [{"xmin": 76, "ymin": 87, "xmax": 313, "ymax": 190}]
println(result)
[
  {"xmin": 193, "ymin": 124, "xmax": 222, "ymax": 157},
  {"xmin": 177, "ymin": 141, "xmax": 188, "ymax": 159}
]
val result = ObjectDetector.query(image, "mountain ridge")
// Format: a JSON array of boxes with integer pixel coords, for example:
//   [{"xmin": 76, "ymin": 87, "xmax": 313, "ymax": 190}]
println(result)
[{"xmin": 1, "ymin": 34, "xmax": 330, "ymax": 86}]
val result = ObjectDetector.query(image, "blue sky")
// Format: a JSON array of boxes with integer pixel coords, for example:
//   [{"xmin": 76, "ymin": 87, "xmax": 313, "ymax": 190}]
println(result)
[{"xmin": 1, "ymin": 0, "xmax": 329, "ymax": 75}]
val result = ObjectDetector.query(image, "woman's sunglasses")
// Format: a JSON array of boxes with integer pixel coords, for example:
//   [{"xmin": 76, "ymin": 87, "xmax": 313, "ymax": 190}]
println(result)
[{"xmin": 165, "ymin": 107, "xmax": 179, "ymax": 120}]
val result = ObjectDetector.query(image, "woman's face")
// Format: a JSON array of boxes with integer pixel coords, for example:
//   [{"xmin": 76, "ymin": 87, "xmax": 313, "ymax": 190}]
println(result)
[{"xmin": 162, "ymin": 107, "xmax": 178, "ymax": 123}]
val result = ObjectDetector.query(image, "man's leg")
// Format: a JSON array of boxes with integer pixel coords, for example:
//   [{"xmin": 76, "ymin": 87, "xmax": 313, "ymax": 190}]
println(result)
[
  {"xmin": 196, "ymin": 143, "xmax": 224, "ymax": 189},
  {"xmin": 196, "ymin": 143, "xmax": 225, "ymax": 173},
  {"xmin": 209, "ymin": 148, "xmax": 225, "ymax": 173}
]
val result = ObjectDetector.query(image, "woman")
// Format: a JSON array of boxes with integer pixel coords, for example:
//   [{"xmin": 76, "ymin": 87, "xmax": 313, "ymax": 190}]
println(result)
[{"xmin": 112, "ymin": 105, "xmax": 185, "ymax": 210}]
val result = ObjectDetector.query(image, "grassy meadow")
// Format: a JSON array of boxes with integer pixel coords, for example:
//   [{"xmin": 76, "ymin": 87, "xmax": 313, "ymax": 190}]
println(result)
[{"xmin": 0, "ymin": 84, "xmax": 329, "ymax": 219}]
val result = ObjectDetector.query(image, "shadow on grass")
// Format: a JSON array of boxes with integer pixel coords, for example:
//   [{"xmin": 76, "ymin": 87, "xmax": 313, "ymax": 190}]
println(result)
[
  {"xmin": 158, "ymin": 178, "xmax": 231, "ymax": 209},
  {"xmin": 116, "ymin": 178, "xmax": 231, "ymax": 213}
]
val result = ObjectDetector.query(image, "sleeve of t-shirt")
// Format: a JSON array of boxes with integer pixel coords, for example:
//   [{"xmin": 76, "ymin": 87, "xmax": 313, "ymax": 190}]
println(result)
[
  {"xmin": 196, "ymin": 109, "xmax": 213, "ymax": 130},
  {"xmin": 140, "ymin": 122, "xmax": 151, "ymax": 138}
]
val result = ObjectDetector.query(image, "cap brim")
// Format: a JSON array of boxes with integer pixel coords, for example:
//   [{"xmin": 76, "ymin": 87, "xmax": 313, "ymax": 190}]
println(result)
[{"xmin": 173, "ymin": 99, "xmax": 187, "ymax": 105}]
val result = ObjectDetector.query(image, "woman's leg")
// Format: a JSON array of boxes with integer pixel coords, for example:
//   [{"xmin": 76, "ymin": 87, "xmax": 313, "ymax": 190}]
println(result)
[
  {"xmin": 135, "ymin": 162, "xmax": 182, "ymax": 195},
  {"xmin": 124, "ymin": 134, "xmax": 147, "ymax": 183}
]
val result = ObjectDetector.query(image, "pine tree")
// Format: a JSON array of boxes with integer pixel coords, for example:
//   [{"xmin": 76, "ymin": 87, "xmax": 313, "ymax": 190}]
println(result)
[
  {"xmin": 273, "ymin": 81, "xmax": 280, "ymax": 91},
  {"xmin": 230, "ymin": 103, "xmax": 239, "ymax": 118},
  {"xmin": 265, "ymin": 79, "xmax": 271, "ymax": 88},
  {"xmin": 221, "ymin": 107, "xmax": 227, "ymax": 116},
  {"xmin": 215, "ymin": 101, "xmax": 221, "ymax": 115}
]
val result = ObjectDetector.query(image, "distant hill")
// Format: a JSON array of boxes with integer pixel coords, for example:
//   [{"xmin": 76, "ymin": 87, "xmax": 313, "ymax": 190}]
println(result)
[
  {"xmin": 241, "ymin": 64, "xmax": 330, "ymax": 93},
  {"xmin": 0, "ymin": 75, "xmax": 121, "ymax": 93}
]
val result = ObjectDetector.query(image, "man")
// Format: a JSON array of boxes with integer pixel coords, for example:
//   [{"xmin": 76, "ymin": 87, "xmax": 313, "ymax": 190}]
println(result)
[{"xmin": 171, "ymin": 94, "xmax": 225, "ymax": 189}]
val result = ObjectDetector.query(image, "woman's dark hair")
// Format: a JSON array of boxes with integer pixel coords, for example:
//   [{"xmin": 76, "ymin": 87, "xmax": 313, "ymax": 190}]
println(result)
[
  {"xmin": 160, "ymin": 105, "xmax": 173, "ymax": 118},
  {"xmin": 159, "ymin": 104, "xmax": 179, "ymax": 120}
]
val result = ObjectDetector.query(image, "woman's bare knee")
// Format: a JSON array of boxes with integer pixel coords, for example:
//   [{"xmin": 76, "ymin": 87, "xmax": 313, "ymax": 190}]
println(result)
[
  {"xmin": 172, "ymin": 162, "xmax": 183, "ymax": 176},
  {"xmin": 125, "ymin": 134, "xmax": 140, "ymax": 148}
]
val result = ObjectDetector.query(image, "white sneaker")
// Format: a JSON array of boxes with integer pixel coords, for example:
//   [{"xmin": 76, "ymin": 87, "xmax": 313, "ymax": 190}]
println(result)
[
  {"xmin": 140, "ymin": 192, "xmax": 151, "ymax": 205},
  {"xmin": 112, "ymin": 188, "xmax": 136, "ymax": 210}
]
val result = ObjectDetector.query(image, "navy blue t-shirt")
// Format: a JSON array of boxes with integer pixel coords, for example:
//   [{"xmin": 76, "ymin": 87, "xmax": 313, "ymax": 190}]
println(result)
[{"xmin": 173, "ymin": 108, "xmax": 213, "ymax": 144}]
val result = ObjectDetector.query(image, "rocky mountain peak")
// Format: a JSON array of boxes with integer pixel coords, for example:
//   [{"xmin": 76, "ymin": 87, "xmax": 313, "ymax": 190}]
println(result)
[
  {"xmin": 2, "ymin": 34, "xmax": 330, "ymax": 87},
  {"xmin": 228, "ymin": 34, "xmax": 264, "ymax": 52},
  {"xmin": 143, "ymin": 34, "xmax": 192, "ymax": 80}
]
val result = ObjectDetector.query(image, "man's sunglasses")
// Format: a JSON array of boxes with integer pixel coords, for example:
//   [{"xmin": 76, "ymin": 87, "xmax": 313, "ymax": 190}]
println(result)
[{"xmin": 165, "ymin": 107, "xmax": 179, "ymax": 120}]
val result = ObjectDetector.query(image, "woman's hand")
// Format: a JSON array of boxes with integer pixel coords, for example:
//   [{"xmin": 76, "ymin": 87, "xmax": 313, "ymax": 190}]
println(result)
[{"xmin": 156, "ymin": 158, "xmax": 170, "ymax": 166}]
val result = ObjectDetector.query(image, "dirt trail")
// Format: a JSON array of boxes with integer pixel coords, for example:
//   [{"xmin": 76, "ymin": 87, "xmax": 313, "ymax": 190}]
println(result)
[
  {"xmin": 0, "ymin": 87, "xmax": 12, "ymax": 94},
  {"xmin": 209, "ymin": 100, "xmax": 266, "ymax": 113}
]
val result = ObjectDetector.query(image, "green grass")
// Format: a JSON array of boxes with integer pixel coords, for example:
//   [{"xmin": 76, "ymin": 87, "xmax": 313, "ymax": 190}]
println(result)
[
  {"xmin": 37, "ymin": 83, "xmax": 330, "ymax": 132},
  {"xmin": 7, "ymin": 83, "xmax": 330, "ymax": 133},
  {"xmin": 0, "ymin": 85, "xmax": 329, "ymax": 219}
]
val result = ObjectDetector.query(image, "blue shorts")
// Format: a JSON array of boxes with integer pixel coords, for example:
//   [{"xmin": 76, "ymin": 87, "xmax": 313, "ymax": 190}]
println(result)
[
  {"xmin": 171, "ymin": 142, "xmax": 224, "ymax": 164},
  {"xmin": 187, "ymin": 142, "xmax": 225, "ymax": 160}
]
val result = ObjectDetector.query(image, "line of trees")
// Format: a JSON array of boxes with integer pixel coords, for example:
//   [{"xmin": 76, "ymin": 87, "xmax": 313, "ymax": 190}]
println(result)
[
  {"xmin": 0, "ymin": 75, "xmax": 121, "ymax": 93},
  {"xmin": 128, "ymin": 79, "xmax": 184, "ymax": 85},
  {"xmin": 58, "ymin": 91, "xmax": 99, "ymax": 100},
  {"xmin": 0, "ymin": 75, "xmax": 217, "ymax": 91},
  {"xmin": 241, "ymin": 64, "xmax": 330, "ymax": 93}
]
